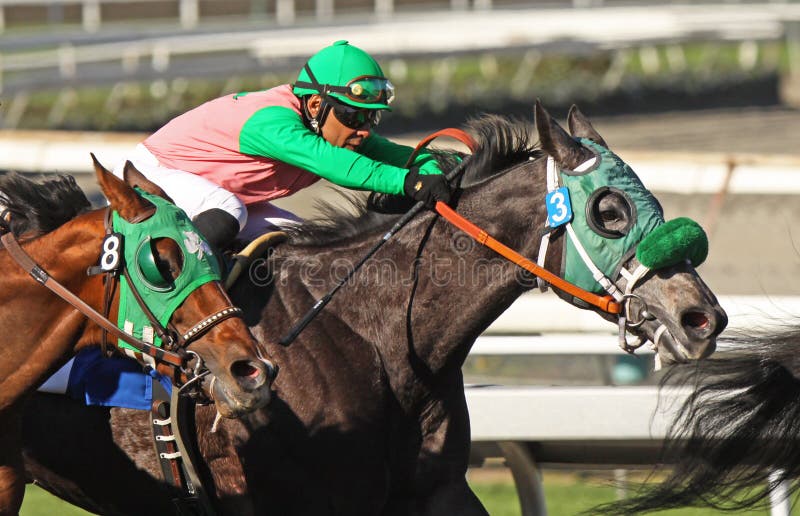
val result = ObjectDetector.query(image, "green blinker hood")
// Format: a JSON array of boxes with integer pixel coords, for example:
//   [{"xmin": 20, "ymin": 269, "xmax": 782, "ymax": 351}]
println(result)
[
  {"xmin": 114, "ymin": 191, "xmax": 221, "ymax": 350},
  {"xmin": 561, "ymin": 138, "xmax": 665, "ymax": 294}
]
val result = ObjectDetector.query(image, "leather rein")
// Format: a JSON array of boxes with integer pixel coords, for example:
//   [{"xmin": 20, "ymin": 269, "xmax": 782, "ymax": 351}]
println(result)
[
  {"xmin": 277, "ymin": 127, "xmax": 623, "ymax": 347},
  {"xmin": 412, "ymin": 129, "xmax": 622, "ymax": 315},
  {"xmin": 0, "ymin": 207, "xmax": 242, "ymax": 378}
]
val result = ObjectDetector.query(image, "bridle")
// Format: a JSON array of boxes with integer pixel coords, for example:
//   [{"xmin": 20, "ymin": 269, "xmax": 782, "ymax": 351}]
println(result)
[
  {"xmin": 413, "ymin": 130, "xmax": 686, "ymax": 365},
  {"xmin": 278, "ymin": 127, "xmax": 694, "ymax": 366},
  {"xmin": 0, "ymin": 205, "xmax": 244, "ymax": 386}
]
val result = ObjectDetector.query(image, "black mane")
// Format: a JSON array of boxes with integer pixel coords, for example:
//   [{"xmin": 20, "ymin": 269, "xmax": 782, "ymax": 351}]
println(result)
[
  {"xmin": 286, "ymin": 114, "xmax": 541, "ymax": 247},
  {"xmin": 0, "ymin": 172, "xmax": 91, "ymax": 238}
]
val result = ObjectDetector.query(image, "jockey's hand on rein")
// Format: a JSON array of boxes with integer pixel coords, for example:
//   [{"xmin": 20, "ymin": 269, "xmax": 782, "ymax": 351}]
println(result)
[{"xmin": 403, "ymin": 167, "xmax": 452, "ymax": 208}]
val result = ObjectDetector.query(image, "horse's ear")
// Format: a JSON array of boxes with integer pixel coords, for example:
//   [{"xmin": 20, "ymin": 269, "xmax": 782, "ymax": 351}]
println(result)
[
  {"xmin": 535, "ymin": 100, "xmax": 592, "ymax": 169},
  {"xmin": 92, "ymin": 153, "xmax": 154, "ymax": 222},
  {"xmin": 122, "ymin": 161, "xmax": 174, "ymax": 203},
  {"xmin": 567, "ymin": 105, "xmax": 607, "ymax": 148}
]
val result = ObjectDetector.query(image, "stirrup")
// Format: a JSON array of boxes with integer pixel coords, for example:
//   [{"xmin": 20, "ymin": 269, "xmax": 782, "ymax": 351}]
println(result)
[{"xmin": 224, "ymin": 231, "xmax": 287, "ymax": 290}]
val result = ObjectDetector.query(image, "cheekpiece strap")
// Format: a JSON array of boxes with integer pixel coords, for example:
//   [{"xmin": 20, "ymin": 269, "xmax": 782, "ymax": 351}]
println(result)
[{"xmin": 536, "ymin": 157, "xmax": 561, "ymax": 292}]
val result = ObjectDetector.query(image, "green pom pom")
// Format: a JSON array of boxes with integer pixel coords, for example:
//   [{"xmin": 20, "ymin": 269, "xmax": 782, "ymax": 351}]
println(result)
[{"xmin": 636, "ymin": 217, "xmax": 708, "ymax": 270}]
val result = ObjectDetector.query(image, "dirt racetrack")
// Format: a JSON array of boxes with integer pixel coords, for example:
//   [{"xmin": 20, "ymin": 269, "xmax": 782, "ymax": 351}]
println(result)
[{"xmin": 586, "ymin": 105, "xmax": 800, "ymax": 156}]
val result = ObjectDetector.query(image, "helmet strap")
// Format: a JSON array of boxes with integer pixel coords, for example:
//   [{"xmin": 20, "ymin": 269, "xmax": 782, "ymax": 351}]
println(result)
[
  {"xmin": 318, "ymin": 101, "xmax": 333, "ymax": 133},
  {"xmin": 300, "ymin": 64, "xmax": 331, "ymax": 99},
  {"xmin": 299, "ymin": 64, "xmax": 336, "ymax": 135},
  {"xmin": 302, "ymin": 96, "xmax": 332, "ymax": 135}
]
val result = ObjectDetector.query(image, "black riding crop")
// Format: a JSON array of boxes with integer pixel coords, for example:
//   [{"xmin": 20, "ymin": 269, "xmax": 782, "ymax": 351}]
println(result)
[{"xmin": 279, "ymin": 134, "xmax": 475, "ymax": 346}]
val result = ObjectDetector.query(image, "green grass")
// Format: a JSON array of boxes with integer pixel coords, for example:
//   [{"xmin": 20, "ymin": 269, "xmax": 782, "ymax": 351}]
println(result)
[
  {"xmin": 20, "ymin": 485, "xmax": 92, "ymax": 516},
  {"xmin": 22, "ymin": 470, "xmax": 785, "ymax": 515},
  {"xmin": 471, "ymin": 480, "xmax": 524, "ymax": 515},
  {"xmin": 469, "ymin": 470, "xmax": 774, "ymax": 516}
]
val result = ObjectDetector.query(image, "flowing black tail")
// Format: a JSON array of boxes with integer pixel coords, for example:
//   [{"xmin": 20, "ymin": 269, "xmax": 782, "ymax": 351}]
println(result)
[{"xmin": 591, "ymin": 325, "xmax": 800, "ymax": 515}]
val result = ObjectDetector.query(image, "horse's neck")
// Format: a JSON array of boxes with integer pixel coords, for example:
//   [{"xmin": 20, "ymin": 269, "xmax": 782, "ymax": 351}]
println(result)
[
  {"xmin": 0, "ymin": 213, "xmax": 106, "ymax": 343},
  {"xmin": 265, "ymin": 161, "xmax": 558, "ymax": 387},
  {"xmin": 0, "ymin": 214, "xmax": 107, "ymax": 411},
  {"xmin": 393, "ymin": 192, "xmax": 558, "ymax": 374}
]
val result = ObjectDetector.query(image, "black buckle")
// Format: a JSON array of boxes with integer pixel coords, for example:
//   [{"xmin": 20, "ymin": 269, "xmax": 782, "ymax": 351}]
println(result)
[{"xmin": 0, "ymin": 209, "xmax": 11, "ymax": 235}]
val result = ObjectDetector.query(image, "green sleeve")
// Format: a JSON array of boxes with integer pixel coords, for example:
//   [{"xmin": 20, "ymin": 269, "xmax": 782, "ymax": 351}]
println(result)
[
  {"xmin": 357, "ymin": 133, "xmax": 443, "ymax": 175},
  {"xmin": 238, "ymin": 106, "xmax": 409, "ymax": 195}
]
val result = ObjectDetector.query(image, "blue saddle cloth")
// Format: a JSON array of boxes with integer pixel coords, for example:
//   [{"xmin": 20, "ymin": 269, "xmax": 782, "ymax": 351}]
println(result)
[{"xmin": 66, "ymin": 348, "xmax": 172, "ymax": 410}]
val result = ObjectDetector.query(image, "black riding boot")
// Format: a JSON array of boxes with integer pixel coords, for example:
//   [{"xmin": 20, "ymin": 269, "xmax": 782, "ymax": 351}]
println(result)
[
  {"xmin": 191, "ymin": 209, "xmax": 240, "ymax": 277},
  {"xmin": 191, "ymin": 208, "xmax": 240, "ymax": 251}
]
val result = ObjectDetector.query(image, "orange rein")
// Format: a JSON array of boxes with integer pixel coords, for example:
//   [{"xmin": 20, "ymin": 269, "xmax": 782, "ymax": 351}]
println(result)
[
  {"xmin": 435, "ymin": 202, "xmax": 621, "ymax": 314},
  {"xmin": 416, "ymin": 128, "xmax": 622, "ymax": 315}
]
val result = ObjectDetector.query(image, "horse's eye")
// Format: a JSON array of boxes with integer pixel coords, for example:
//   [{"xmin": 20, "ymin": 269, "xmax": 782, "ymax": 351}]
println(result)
[
  {"xmin": 154, "ymin": 239, "xmax": 184, "ymax": 281},
  {"xmin": 586, "ymin": 188, "xmax": 634, "ymax": 239},
  {"xmin": 600, "ymin": 209, "xmax": 620, "ymax": 223},
  {"xmin": 155, "ymin": 255, "xmax": 179, "ymax": 280},
  {"xmin": 136, "ymin": 238, "xmax": 184, "ymax": 291}
]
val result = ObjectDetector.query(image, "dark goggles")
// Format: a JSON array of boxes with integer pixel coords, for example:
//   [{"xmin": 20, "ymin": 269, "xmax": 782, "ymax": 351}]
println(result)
[{"xmin": 329, "ymin": 100, "xmax": 382, "ymax": 129}]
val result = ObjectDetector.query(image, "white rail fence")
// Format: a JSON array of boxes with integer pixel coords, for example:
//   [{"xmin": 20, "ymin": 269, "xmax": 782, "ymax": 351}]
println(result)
[
  {"xmin": 0, "ymin": 0, "xmax": 203, "ymax": 32},
  {"xmin": 467, "ymin": 294, "xmax": 800, "ymax": 516},
  {"xmin": 466, "ymin": 385, "xmax": 792, "ymax": 516},
  {"xmin": 0, "ymin": 0, "xmax": 505, "ymax": 32},
  {"xmin": 22, "ymin": 0, "xmax": 791, "ymax": 34},
  {"xmin": 2, "ymin": 3, "xmax": 800, "ymax": 100},
  {"xmin": 1, "ymin": 0, "xmax": 796, "ymax": 33}
]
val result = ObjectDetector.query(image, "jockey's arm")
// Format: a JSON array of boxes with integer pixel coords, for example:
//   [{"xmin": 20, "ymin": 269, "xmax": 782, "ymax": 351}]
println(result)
[
  {"xmin": 239, "ymin": 106, "xmax": 441, "ymax": 194},
  {"xmin": 356, "ymin": 132, "xmax": 443, "ymax": 175}
]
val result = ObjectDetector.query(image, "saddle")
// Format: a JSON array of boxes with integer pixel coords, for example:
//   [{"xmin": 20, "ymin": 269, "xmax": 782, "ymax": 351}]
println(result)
[{"xmin": 223, "ymin": 230, "xmax": 287, "ymax": 290}]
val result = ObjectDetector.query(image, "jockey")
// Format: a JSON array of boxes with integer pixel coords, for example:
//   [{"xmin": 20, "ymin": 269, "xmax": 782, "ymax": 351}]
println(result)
[{"xmin": 113, "ymin": 40, "xmax": 451, "ymax": 250}]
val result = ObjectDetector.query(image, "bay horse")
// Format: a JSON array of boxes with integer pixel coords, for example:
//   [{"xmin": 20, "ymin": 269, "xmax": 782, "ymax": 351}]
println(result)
[
  {"xmin": 592, "ymin": 325, "xmax": 800, "ymax": 515},
  {"xmin": 0, "ymin": 161, "xmax": 275, "ymax": 515},
  {"xmin": 20, "ymin": 102, "xmax": 727, "ymax": 515}
]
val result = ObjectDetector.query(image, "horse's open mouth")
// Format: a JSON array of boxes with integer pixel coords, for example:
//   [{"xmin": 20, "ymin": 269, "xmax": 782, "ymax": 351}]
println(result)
[
  {"xmin": 656, "ymin": 320, "xmax": 720, "ymax": 364},
  {"xmin": 206, "ymin": 361, "xmax": 273, "ymax": 418}
]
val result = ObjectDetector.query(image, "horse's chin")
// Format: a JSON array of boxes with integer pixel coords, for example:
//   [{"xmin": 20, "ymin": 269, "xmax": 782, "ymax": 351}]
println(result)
[
  {"xmin": 209, "ymin": 375, "xmax": 272, "ymax": 419},
  {"xmin": 656, "ymin": 346, "xmax": 684, "ymax": 368},
  {"xmin": 655, "ymin": 330, "xmax": 718, "ymax": 367}
]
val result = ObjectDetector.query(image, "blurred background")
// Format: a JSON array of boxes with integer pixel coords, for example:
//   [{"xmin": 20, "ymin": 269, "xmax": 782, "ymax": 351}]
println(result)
[{"xmin": 3, "ymin": 1, "xmax": 800, "ymax": 514}]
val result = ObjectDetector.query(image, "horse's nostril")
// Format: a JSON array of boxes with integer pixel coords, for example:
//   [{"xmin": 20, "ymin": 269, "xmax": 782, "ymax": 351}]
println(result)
[
  {"xmin": 231, "ymin": 360, "xmax": 262, "ymax": 380},
  {"xmin": 682, "ymin": 311, "xmax": 710, "ymax": 331}
]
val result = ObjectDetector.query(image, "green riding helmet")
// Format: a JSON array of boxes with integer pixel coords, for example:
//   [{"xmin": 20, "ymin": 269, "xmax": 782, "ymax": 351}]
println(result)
[{"xmin": 292, "ymin": 40, "xmax": 395, "ymax": 110}]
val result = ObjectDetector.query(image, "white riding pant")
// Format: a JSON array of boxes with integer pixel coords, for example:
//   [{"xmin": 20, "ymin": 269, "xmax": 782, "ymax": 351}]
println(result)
[{"xmin": 113, "ymin": 144, "xmax": 301, "ymax": 241}]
